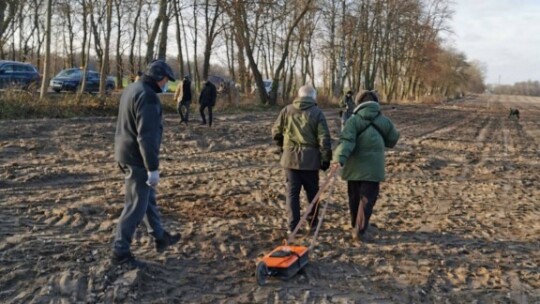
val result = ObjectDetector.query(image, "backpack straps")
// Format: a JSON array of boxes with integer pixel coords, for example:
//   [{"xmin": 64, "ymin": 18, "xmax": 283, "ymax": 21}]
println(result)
[{"xmin": 355, "ymin": 112, "xmax": 385, "ymax": 138}]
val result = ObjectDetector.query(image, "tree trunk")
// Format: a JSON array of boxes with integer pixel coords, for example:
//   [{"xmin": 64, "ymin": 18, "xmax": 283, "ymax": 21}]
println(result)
[
  {"xmin": 173, "ymin": 0, "xmax": 184, "ymax": 78},
  {"xmin": 156, "ymin": 1, "xmax": 168, "ymax": 60},
  {"xmin": 99, "ymin": 0, "xmax": 112, "ymax": 97},
  {"xmin": 39, "ymin": 0, "xmax": 52, "ymax": 100},
  {"xmin": 145, "ymin": 0, "xmax": 167, "ymax": 64},
  {"xmin": 129, "ymin": 0, "xmax": 142, "ymax": 78}
]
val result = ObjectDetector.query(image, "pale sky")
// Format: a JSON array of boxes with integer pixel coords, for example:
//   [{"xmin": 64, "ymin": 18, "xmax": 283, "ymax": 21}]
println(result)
[{"xmin": 446, "ymin": 0, "xmax": 540, "ymax": 85}]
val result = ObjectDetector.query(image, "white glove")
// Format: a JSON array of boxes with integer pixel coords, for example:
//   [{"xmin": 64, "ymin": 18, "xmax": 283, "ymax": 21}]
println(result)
[{"xmin": 146, "ymin": 170, "xmax": 160, "ymax": 188}]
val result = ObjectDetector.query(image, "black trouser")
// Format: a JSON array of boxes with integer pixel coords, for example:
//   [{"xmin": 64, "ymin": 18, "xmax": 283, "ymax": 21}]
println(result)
[
  {"xmin": 285, "ymin": 169, "xmax": 319, "ymax": 232},
  {"xmin": 199, "ymin": 104, "xmax": 213, "ymax": 126},
  {"xmin": 177, "ymin": 100, "xmax": 191, "ymax": 123},
  {"xmin": 347, "ymin": 181, "xmax": 380, "ymax": 233}
]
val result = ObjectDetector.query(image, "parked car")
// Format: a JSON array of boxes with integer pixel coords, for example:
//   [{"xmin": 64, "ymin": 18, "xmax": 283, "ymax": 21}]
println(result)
[
  {"xmin": 50, "ymin": 68, "xmax": 115, "ymax": 93},
  {"xmin": 251, "ymin": 80, "xmax": 273, "ymax": 95},
  {"xmin": 0, "ymin": 60, "xmax": 41, "ymax": 91}
]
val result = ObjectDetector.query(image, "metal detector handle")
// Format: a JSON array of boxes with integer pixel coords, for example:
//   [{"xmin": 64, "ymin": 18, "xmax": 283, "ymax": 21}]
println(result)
[
  {"xmin": 309, "ymin": 175, "xmax": 337, "ymax": 250},
  {"xmin": 287, "ymin": 166, "xmax": 339, "ymax": 244}
]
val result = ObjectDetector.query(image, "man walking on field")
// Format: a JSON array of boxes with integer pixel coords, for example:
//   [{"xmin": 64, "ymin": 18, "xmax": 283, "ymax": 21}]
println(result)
[
  {"xmin": 272, "ymin": 85, "xmax": 332, "ymax": 234},
  {"xmin": 112, "ymin": 60, "xmax": 181, "ymax": 268}
]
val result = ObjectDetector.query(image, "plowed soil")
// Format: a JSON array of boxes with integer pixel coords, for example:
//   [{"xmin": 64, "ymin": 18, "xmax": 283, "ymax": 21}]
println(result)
[{"xmin": 1, "ymin": 94, "xmax": 539, "ymax": 303}]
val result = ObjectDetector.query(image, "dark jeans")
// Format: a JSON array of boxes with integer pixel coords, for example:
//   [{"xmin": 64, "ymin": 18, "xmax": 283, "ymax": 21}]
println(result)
[
  {"xmin": 178, "ymin": 100, "xmax": 191, "ymax": 123},
  {"xmin": 113, "ymin": 164, "xmax": 164, "ymax": 255},
  {"xmin": 285, "ymin": 169, "xmax": 320, "ymax": 232},
  {"xmin": 199, "ymin": 104, "xmax": 213, "ymax": 126},
  {"xmin": 347, "ymin": 181, "xmax": 380, "ymax": 233}
]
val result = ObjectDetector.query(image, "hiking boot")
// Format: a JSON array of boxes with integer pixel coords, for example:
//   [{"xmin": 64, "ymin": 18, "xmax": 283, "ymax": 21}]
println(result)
[
  {"xmin": 111, "ymin": 252, "xmax": 147, "ymax": 269},
  {"xmin": 155, "ymin": 231, "xmax": 181, "ymax": 253}
]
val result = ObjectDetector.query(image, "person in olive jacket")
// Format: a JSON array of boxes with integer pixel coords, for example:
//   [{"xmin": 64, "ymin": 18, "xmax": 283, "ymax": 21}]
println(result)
[
  {"xmin": 331, "ymin": 90, "xmax": 400, "ymax": 241},
  {"xmin": 113, "ymin": 60, "xmax": 181, "ymax": 268},
  {"xmin": 340, "ymin": 90, "xmax": 355, "ymax": 130},
  {"xmin": 272, "ymin": 85, "xmax": 332, "ymax": 234},
  {"xmin": 199, "ymin": 80, "xmax": 217, "ymax": 126}
]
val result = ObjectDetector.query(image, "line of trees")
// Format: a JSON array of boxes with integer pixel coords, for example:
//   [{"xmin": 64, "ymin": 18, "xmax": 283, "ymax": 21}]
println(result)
[
  {"xmin": 0, "ymin": 0, "xmax": 486, "ymax": 103},
  {"xmin": 488, "ymin": 81, "xmax": 540, "ymax": 97}
]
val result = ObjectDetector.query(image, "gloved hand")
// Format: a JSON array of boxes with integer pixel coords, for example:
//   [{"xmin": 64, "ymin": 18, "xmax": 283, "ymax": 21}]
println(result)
[
  {"xmin": 320, "ymin": 161, "xmax": 330, "ymax": 171},
  {"xmin": 147, "ymin": 170, "xmax": 160, "ymax": 188}
]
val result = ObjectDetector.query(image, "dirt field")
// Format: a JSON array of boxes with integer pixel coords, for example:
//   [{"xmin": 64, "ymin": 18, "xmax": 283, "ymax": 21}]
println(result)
[{"xmin": 1, "ymin": 94, "xmax": 539, "ymax": 303}]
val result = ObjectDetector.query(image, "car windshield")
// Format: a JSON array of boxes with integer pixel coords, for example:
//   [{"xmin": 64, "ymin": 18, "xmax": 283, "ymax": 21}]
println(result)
[{"xmin": 56, "ymin": 69, "xmax": 82, "ymax": 78}]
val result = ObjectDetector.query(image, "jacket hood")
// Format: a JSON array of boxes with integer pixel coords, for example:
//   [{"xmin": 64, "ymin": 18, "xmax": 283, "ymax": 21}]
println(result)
[
  {"xmin": 293, "ymin": 96, "xmax": 316, "ymax": 110},
  {"xmin": 353, "ymin": 101, "xmax": 380, "ymax": 120}
]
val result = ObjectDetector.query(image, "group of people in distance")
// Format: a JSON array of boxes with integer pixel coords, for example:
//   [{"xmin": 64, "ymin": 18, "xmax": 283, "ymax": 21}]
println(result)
[
  {"xmin": 175, "ymin": 75, "xmax": 217, "ymax": 127},
  {"xmin": 111, "ymin": 60, "xmax": 400, "ymax": 268}
]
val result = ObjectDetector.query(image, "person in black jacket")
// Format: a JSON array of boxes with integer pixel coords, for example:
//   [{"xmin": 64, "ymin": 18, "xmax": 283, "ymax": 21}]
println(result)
[
  {"xmin": 199, "ymin": 80, "xmax": 217, "ymax": 127},
  {"xmin": 112, "ymin": 60, "xmax": 181, "ymax": 268}
]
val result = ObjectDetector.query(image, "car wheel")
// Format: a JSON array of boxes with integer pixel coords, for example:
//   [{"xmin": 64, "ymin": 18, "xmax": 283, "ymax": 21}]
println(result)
[{"xmin": 53, "ymin": 88, "xmax": 61, "ymax": 93}]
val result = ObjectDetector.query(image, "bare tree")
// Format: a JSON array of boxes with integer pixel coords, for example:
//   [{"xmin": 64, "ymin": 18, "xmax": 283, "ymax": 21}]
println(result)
[
  {"xmin": 201, "ymin": 0, "xmax": 224, "ymax": 80},
  {"xmin": 146, "ymin": 0, "xmax": 167, "ymax": 63},
  {"xmin": 98, "ymin": 0, "xmax": 112, "ymax": 96},
  {"xmin": 0, "ymin": 1, "xmax": 19, "ymax": 58},
  {"xmin": 39, "ymin": 0, "xmax": 52, "ymax": 99}
]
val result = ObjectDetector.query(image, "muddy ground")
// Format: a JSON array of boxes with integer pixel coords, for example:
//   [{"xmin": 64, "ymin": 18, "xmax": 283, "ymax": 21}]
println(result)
[{"xmin": 0, "ymin": 94, "xmax": 539, "ymax": 303}]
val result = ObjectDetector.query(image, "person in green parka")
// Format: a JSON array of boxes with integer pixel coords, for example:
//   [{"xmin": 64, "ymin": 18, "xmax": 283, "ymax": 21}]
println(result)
[{"xmin": 331, "ymin": 90, "xmax": 400, "ymax": 240}]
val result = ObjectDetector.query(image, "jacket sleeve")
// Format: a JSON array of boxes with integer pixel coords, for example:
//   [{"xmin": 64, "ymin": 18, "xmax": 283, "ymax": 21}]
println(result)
[
  {"xmin": 210, "ymin": 85, "xmax": 217, "ymax": 106},
  {"xmin": 333, "ymin": 118, "xmax": 361, "ymax": 165},
  {"xmin": 380, "ymin": 117, "xmax": 400, "ymax": 148},
  {"xmin": 135, "ymin": 93, "xmax": 162, "ymax": 171},
  {"xmin": 317, "ymin": 111, "xmax": 332, "ymax": 163},
  {"xmin": 174, "ymin": 86, "xmax": 181, "ymax": 102},
  {"xmin": 271, "ymin": 108, "xmax": 286, "ymax": 146},
  {"xmin": 199, "ymin": 87, "xmax": 207, "ymax": 105}
]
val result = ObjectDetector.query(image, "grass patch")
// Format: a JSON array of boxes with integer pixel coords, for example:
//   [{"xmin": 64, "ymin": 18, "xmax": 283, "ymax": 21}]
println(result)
[
  {"xmin": 0, "ymin": 90, "xmax": 119, "ymax": 120},
  {"xmin": 0, "ymin": 90, "xmax": 282, "ymax": 120}
]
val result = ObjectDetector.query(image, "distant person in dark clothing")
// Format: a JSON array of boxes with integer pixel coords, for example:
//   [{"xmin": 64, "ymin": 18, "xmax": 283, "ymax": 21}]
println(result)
[
  {"xmin": 199, "ymin": 80, "xmax": 217, "ymax": 127},
  {"xmin": 508, "ymin": 108, "xmax": 520, "ymax": 120},
  {"xmin": 341, "ymin": 90, "xmax": 355, "ymax": 130},
  {"xmin": 177, "ymin": 75, "xmax": 192, "ymax": 124},
  {"xmin": 112, "ymin": 60, "xmax": 181, "ymax": 268}
]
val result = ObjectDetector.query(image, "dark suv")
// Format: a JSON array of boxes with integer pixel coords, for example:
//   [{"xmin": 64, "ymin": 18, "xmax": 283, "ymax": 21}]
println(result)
[
  {"xmin": 0, "ymin": 60, "xmax": 41, "ymax": 91},
  {"xmin": 50, "ymin": 68, "xmax": 115, "ymax": 93}
]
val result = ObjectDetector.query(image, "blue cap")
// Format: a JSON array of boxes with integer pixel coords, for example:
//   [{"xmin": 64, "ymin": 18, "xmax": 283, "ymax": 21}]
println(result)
[{"xmin": 145, "ymin": 60, "xmax": 176, "ymax": 82}]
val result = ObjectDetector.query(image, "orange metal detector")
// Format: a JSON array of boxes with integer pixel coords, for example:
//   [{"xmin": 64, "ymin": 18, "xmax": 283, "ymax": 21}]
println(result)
[{"xmin": 255, "ymin": 166, "xmax": 339, "ymax": 286}]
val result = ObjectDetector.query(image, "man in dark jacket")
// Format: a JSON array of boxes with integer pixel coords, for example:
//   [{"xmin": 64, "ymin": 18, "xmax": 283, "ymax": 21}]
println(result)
[
  {"xmin": 272, "ymin": 85, "xmax": 332, "ymax": 234},
  {"xmin": 199, "ymin": 80, "xmax": 217, "ymax": 126},
  {"xmin": 177, "ymin": 75, "xmax": 192, "ymax": 124},
  {"xmin": 113, "ymin": 60, "xmax": 181, "ymax": 268},
  {"xmin": 332, "ymin": 91, "xmax": 400, "ymax": 241},
  {"xmin": 340, "ymin": 90, "xmax": 355, "ymax": 130}
]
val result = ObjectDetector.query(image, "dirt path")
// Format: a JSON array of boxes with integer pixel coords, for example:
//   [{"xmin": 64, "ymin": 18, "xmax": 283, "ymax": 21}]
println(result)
[{"xmin": 1, "ymin": 94, "xmax": 539, "ymax": 303}]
